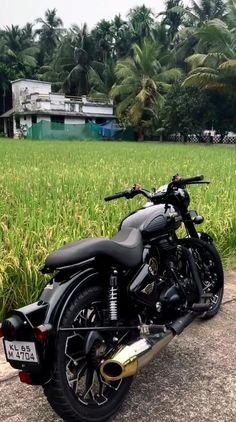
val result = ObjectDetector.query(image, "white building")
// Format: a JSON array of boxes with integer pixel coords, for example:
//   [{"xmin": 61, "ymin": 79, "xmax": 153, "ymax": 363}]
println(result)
[{"xmin": 0, "ymin": 79, "xmax": 115, "ymax": 138}]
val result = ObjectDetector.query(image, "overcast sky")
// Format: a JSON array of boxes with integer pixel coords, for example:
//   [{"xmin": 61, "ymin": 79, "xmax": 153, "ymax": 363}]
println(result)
[{"xmin": 0, "ymin": 0, "xmax": 183, "ymax": 30}]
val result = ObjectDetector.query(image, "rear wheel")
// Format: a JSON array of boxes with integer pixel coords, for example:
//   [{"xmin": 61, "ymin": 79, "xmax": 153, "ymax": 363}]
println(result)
[{"xmin": 44, "ymin": 285, "xmax": 133, "ymax": 422}]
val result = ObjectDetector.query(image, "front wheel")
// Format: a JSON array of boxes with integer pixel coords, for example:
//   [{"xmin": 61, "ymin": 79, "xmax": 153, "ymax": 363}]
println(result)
[
  {"xmin": 44, "ymin": 285, "xmax": 133, "ymax": 422},
  {"xmin": 185, "ymin": 238, "xmax": 224, "ymax": 319}
]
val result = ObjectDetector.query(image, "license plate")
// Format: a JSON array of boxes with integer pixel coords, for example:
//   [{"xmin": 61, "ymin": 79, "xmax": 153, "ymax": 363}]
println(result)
[{"xmin": 4, "ymin": 341, "xmax": 39, "ymax": 363}]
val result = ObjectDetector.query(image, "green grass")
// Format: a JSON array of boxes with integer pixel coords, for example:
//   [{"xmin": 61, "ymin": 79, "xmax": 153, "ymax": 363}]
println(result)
[{"xmin": 0, "ymin": 139, "xmax": 235, "ymax": 319}]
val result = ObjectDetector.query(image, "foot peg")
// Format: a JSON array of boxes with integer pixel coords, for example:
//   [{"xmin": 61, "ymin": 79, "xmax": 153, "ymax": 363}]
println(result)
[
  {"xmin": 191, "ymin": 292, "xmax": 213, "ymax": 312},
  {"xmin": 191, "ymin": 303, "xmax": 211, "ymax": 312},
  {"xmin": 201, "ymin": 293, "xmax": 213, "ymax": 299}
]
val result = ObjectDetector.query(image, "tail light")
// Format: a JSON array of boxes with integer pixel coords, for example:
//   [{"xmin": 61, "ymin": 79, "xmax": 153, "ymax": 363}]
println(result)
[
  {"xmin": 19, "ymin": 372, "xmax": 33, "ymax": 384},
  {"xmin": 1, "ymin": 316, "xmax": 24, "ymax": 341},
  {"xmin": 35, "ymin": 324, "xmax": 53, "ymax": 342},
  {"xmin": 0, "ymin": 326, "xmax": 3, "ymax": 338}
]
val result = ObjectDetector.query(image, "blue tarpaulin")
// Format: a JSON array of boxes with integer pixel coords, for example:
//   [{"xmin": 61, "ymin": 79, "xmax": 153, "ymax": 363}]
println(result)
[{"xmin": 97, "ymin": 121, "xmax": 123, "ymax": 139}]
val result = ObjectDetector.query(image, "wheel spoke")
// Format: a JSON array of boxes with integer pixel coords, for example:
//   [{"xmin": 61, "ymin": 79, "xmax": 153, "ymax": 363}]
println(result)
[
  {"xmin": 82, "ymin": 368, "xmax": 96, "ymax": 399},
  {"xmin": 97, "ymin": 370, "xmax": 121, "ymax": 392},
  {"xmin": 64, "ymin": 299, "xmax": 125, "ymax": 407}
]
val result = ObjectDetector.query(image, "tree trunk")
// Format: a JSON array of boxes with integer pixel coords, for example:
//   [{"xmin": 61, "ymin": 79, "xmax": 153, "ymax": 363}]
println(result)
[{"xmin": 138, "ymin": 127, "xmax": 144, "ymax": 141}]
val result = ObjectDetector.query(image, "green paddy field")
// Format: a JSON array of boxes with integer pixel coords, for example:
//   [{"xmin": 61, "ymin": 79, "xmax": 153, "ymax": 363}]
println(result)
[{"xmin": 0, "ymin": 140, "xmax": 235, "ymax": 318}]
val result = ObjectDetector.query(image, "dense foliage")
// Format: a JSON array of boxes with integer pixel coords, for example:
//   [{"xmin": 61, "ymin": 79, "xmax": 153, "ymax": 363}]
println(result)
[{"xmin": 1, "ymin": 1, "xmax": 236, "ymax": 137}]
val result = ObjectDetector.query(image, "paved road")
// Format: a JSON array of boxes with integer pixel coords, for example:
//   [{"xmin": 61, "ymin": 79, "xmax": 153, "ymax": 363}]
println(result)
[{"xmin": 1, "ymin": 270, "xmax": 236, "ymax": 422}]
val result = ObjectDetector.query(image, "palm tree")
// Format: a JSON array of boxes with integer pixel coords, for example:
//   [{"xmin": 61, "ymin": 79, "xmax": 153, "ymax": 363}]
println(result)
[
  {"xmin": 226, "ymin": 0, "xmax": 236, "ymax": 30},
  {"xmin": 182, "ymin": 19, "xmax": 236, "ymax": 93},
  {"xmin": 0, "ymin": 25, "xmax": 38, "ymax": 76},
  {"xmin": 187, "ymin": 0, "xmax": 227, "ymax": 26},
  {"xmin": 89, "ymin": 61, "xmax": 116, "ymax": 99},
  {"xmin": 38, "ymin": 23, "xmax": 97, "ymax": 96},
  {"xmin": 111, "ymin": 15, "xmax": 132, "ymax": 59},
  {"xmin": 0, "ymin": 63, "xmax": 18, "ymax": 113},
  {"xmin": 36, "ymin": 9, "xmax": 63, "ymax": 60},
  {"xmin": 158, "ymin": 0, "xmax": 186, "ymax": 44},
  {"xmin": 92, "ymin": 20, "xmax": 113, "ymax": 62},
  {"xmin": 111, "ymin": 39, "xmax": 182, "ymax": 132},
  {"xmin": 169, "ymin": 1, "xmax": 227, "ymax": 67},
  {"xmin": 152, "ymin": 23, "xmax": 170, "ymax": 55},
  {"xmin": 54, "ymin": 24, "xmax": 99, "ymax": 96},
  {"xmin": 128, "ymin": 5, "xmax": 155, "ymax": 44}
]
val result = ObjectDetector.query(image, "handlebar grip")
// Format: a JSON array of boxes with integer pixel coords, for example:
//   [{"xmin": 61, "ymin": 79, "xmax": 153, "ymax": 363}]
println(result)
[
  {"xmin": 173, "ymin": 175, "xmax": 204, "ymax": 186},
  {"xmin": 180, "ymin": 175, "xmax": 204, "ymax": 184},
  {"xmin": 104, "ymin": 192, "xmax": 126, "ymax": 202}
]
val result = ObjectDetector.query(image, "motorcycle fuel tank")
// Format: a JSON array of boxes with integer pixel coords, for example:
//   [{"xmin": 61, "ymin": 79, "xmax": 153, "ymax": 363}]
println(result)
[{"xmin": 120, "ymin": 204, "xmax": 182, "ymax": 239}]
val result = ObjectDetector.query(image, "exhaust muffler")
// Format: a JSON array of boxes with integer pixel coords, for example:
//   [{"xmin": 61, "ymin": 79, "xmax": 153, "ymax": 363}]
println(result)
[
  {"xmin": 100, "ymin": 312, "xmax": 197, "ymax": 381},
  {"xmin": 100, "ymin": 330, "xmax": 174, "ymax": 381}
]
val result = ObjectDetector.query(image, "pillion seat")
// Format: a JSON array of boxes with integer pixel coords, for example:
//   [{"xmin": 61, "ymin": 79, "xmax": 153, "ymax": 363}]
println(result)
[{"xmin": 45, "ymin": 228, "xmax": 143, "ymax": 270}]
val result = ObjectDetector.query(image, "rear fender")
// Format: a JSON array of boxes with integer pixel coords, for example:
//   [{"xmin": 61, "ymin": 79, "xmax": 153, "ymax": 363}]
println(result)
[
  {"xmin": 4, "ymin": 268, "xmax": 99, "ymax": 332},
  {"xmin": 41, "ymin": 267, "xmax": 101, "ymax": 327},
  {"xmin": 3, "ymin": 267, "xmax": 102, "ymax": 383}
]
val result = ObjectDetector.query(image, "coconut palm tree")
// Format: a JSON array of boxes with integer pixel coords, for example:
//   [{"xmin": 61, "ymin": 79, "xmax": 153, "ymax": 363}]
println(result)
[
  {"xmin": 111, "ymin": 39, "xmax": 182, "ymax": 131},
  {"xmin": 91, "ymin": 20, "xmax": 114, "ymax": 63},
  {"xmin": 111, "ymin": 15, "xmax": 132, "ymax": 59},
  {"xmin": 158, "ymin": 0, "xmax": 187, "ymax": 44},
  {"xmin": 36, "ymin": 9, "xmax": 63, "ymax": 60},
  {"xmin": 0, "ymin": 63, "xmax": 18, "ymax": 113},
  {"xmin": 52, "ymin": 24, "xmax": 100, "ymax": 96},
  {"xmin": 0, "ymin": 25, "xmax": 38, "ymax": 76},
  {"xmin": 170, "ymin": 1, "xmax": 227, "ymax": 69},
  {"xmin": 65, "ymin": 24, "xmax": 95, "ymax": 95},
  {"xmin": 38, "ymin": 23, "xmax": 100, "ymax": 95},
  {"xmin": 187, "ymin": 0, "xmax": 227, "ymax": 26},
  {"xmin": 182, "ymin": 18, "xmax": 236, "ymax": 93},
  {"xmin": 226, "ymin": 0, "xmax": 236, "ymax": 30},
  {"xmin": 89, "ymin": 61, "xmax": 116, "ymax": 99},
  {"xmin": 128, "ymin": 5, "xmax": 155, "ymax": 44}
]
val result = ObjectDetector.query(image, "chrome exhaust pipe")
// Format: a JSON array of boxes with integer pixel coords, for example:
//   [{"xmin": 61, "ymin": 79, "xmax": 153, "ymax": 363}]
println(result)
[{"xmin": 100, "ymin": 330, "xmax": 174, "ymax": 381}]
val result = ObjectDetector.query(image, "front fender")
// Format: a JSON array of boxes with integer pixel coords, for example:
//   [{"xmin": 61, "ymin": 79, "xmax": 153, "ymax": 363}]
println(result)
[{"xmin": 198, "ymin": 232, "xmax": 214, "ymax": 244}]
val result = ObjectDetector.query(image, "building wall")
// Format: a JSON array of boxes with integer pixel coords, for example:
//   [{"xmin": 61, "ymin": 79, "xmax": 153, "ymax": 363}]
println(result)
[
  {"xmin": 64, "ymin": 117, "xmax": 85, "ymax": 125},
  {"xmin": 20, "ymin": 115, "xmax": 32, "ymax": 128},
  {"xmin": 14, "ymin": 115, "xmax": 51, "ymax": 137},
  {"xmin": 20, "ymin": 115, "xmax": 51, "ymax": 126},
  {"xmin": 12, "ymin": 80, "xmax": 51, "ymax": 111},
  {"xmin": 82, "ymin": 105, "xmax": 113, "ymax": 115},
  {"xmin": 18, "ymin": 115, "xmax": 85, "ymax": 129},
  {"xmin": 37, "ymin": 116, "xmax": 51, "ymax": 123}
]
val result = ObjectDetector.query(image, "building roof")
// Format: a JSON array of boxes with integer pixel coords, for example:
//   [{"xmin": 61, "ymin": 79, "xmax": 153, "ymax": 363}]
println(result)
[
  {"xmin": 0, "ymin": 109, "xmax": 14, "ymax": 118},
  {"xmin": 11, "ymin": 79, "xmax": 51, "ymax": 85},
  {"xmin": 0, "ymin": 109, "xmax": 116, "ymax": 119}
]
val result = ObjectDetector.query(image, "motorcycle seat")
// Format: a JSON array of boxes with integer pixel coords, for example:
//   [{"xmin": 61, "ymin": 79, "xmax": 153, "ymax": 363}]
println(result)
[{"xmin": 45, "ymin": 228, "xmax": 143, "ymax": 270}]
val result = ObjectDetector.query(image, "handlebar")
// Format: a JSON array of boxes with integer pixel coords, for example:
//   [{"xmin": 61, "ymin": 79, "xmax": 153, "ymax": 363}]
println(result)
[
  {"xmin": 105, "ymin": 185, "xmax": 152, "ymax": 202},
  {"xmin": 104, "ymin": 175, "xmax": 209, "ymax": 202},
  {"xmin": 104, "ymin": 191, "xmax": 131, "ymax": 202},
  {"xmin": 171, "ymin": 175, "xmax": 210, "ymax": 189},
  {"xmin": 173, "ymin": 175, "xmax": 204, "ymax": 185}
]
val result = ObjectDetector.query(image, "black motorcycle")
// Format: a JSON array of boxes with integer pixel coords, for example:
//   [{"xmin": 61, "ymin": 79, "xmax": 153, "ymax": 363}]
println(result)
[{"xmin": 1, "ymin": 175, "xmax": 224, "ymax": 422}]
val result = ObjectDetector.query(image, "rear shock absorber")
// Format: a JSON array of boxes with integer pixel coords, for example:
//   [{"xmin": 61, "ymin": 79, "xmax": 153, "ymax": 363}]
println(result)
[{"xmin": 108, "ymin": 269, "xmax": 118, "ymax": 322}]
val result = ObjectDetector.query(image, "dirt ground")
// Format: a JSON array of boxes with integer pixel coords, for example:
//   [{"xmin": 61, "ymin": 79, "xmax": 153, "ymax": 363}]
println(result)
[{"xmin": 0, "ymin": 270, "xmax": 236, "ymax": 422}]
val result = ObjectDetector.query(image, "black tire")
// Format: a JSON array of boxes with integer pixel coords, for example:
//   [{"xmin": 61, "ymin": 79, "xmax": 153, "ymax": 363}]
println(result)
[
  {"xmin": 44, "ymin": 285, "xmax": 133, "ymax": 422},
  {"xmin": 183, "ymin": 238, "xmax": 224, "ymax": 320},
  {"xmin": 199, "ymin": 241, "xmax": 224, "ymax": 319}
]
